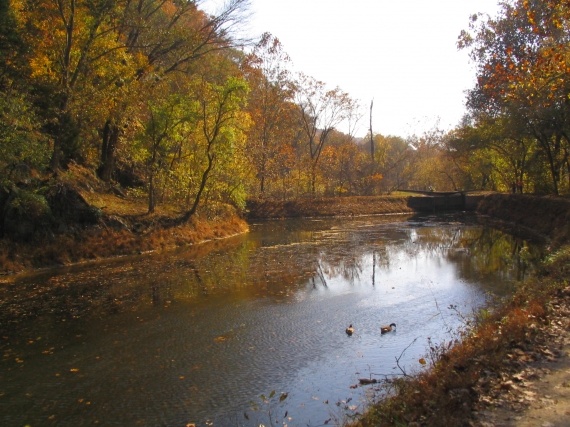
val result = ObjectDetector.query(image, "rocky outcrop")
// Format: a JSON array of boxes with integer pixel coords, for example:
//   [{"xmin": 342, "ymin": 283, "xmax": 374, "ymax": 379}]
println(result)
[
  {"xmin": 44, "ymin": 182, "xmax": 101, "ymax": 226},
  {"xmin": 1, "ymin": 181, "xmax": 101, "ymax": 241}
]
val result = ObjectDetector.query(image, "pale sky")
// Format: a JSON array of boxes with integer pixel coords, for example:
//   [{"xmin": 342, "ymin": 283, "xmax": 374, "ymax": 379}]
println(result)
[{"xmin": 203, "ymin": 0, "xmax": 500, "ymax": 138}]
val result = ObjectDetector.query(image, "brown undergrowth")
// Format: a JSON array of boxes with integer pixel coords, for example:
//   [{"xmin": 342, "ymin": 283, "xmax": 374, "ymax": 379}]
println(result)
[
  {"xmin": 0, "ymin": 163, "xmax": 244, "ymax": 274},
  {"xmin": 0, "ymin": 184, "xmax": 248, "ymax": 275},
  {"xmin": 0, "ymin": 214, "xmax": 248, "ymax": 274},
  {"xmin": 350, "ymin": 246, "xmax": 570, "ymax": 427}
]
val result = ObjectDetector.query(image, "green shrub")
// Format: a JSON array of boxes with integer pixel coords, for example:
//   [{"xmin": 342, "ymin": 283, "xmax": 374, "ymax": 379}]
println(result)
[{"xmin": 3, "ymin": 190, "xmax": 53, "ymax": 241}]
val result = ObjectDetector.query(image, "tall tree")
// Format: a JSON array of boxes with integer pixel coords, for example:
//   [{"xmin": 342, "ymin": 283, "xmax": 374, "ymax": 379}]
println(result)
[
  {"xmin": 373, "ymin": 134, "xmax": 413, "ymax": 192},
  {"xmin": 0, "ymin": 0, "xmax": 25, "ymax": 85},
  {"xmin": 242, "ymin": 32, "xmax": 297, "ymax": 197},
  {"xmin": 0, "ymin": 0, "xmax": 49, "ymax": 181},
  {"xmin": 14, "ymin": 0, "xmax": 250, "ymax": 176},
  {"xmin": 97, "ymin": 0, "xmax": 251, "ymax": 183},
  {"xmin": 136, "ymin": 90, "xmax": 196, "ymax": 213},
  {"xmin": 459, "ymin": 0, "xmax": 570, "ymax": 194},
  {"xmin": 446, "ymin": 116, "xmax": 540, "ymax": 193},
  {"xmin": 182, "ymin": 76, "xmax": 250, "ymax": 220},
  {"xmin": 295, "ymin": 73, "xmax": 359, "ymax": 195},
  {"xmin": 20, "ymin": 0, "xmax": 130, "ymax": 170},
  {"xmin": 320, "ymin": 132, "xmax": 372, "ymax": 196},
  {"xmin": 369, "ymin": 99, "xmax": 374, "ymax": 159}
]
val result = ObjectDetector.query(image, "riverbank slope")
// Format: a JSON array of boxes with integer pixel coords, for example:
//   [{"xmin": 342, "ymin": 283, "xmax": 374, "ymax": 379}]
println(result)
[
  {"xmin": 349, "ymin": 195, "xmax": 570, "ymax": 427},
  {"xmin": 0, "ymin": 164, "xmax": 249, "ymax": 275}
]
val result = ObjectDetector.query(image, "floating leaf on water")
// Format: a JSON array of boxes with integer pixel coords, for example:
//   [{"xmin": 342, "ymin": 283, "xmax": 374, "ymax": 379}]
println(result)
[
  {"xmin": 279, "ymin": 392, "xmax": 288, "ymax": 402},
  {"xmin": 419, "ymin": 358, "xmax": 427, "ymax": 365}
]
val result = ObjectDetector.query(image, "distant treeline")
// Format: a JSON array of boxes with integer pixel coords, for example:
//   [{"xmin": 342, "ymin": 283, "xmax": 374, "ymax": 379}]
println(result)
[{"xmin": 1, "ymin": 0, "xmax": 569, "ymax": 218}]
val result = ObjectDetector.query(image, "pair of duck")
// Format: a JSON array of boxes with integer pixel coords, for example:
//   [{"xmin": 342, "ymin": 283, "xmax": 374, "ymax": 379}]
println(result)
[{"xmin": 345, "ymin": 323, "xmax": 396, "ymax": 336}]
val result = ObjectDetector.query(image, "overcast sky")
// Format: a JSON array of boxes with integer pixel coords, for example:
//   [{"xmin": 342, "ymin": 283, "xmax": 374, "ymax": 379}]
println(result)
[{"xmin": 203, "ymin": 0, "xmax": 500, "ymax": 138}]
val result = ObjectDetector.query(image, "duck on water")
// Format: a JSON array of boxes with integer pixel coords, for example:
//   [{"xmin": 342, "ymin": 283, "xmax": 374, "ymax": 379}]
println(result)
[{"xmin": 346, "ymin": 323, "xmax": 396, "ymax": 335}]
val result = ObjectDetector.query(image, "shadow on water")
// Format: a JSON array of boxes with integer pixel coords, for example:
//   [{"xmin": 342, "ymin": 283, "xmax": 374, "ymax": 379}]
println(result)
[{"xmin": 0, "ymin": 213, "xmax": 545, "ymax": 426}]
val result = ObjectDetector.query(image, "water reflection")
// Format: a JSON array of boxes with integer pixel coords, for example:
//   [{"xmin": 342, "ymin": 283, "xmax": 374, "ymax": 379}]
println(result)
[{"xmin": 0, "ymin": 213, "xmax": 543, "ymax": 426}]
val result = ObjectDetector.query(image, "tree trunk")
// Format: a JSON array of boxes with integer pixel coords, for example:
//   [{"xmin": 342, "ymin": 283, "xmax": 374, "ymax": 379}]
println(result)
[
  {"xmin": 50, "ymin": 137, "xmax": 63, "ymax": 172},
  {"xmin": 98, "ymin": 119, "xmax": 120, "ymax": 183},
  {"xmin": 148, "ymin": 173, "xmax": 155, "ymax": 213},
  {"xmin": 49, "ymin": 97, "xmax": 73, "ymax": 171},
  {"xmin": 259, "ymin": 173, "xmax": 265, "ymax": 196},
  {"xmin": 182, "ymin": 153, "xmax": 214, "ymax": 221},
  {"xmin": 310, "ymin": 162, "xmax": 317, "ymax": 196},
  {"xmin": 370, "ymin": 99, "xmax": 374, "ymax": 159}
]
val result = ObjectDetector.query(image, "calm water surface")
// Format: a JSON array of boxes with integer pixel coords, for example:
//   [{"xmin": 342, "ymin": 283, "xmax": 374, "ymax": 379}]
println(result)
[{"xmin": 0, "ymin": 213, "xmax": 543, "ymax": 426}]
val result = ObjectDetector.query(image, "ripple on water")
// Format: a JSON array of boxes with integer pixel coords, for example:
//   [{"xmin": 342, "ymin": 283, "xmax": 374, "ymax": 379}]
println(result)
[{"xmin": 0, "ymin": 215, "xmax": 541, "ymax": 426}]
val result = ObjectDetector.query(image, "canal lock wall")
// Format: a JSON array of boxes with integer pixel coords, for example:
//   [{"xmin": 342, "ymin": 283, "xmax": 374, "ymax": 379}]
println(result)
[{"xmin": 475, "ymin": 193, "xmax": 570, "ymax": 247}]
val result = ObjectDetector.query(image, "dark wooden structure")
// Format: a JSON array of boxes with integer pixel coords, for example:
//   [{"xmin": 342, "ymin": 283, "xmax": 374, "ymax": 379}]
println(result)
[{"xmin": 400, "ymin": 190, "xmax": 484, "ymax": 212}]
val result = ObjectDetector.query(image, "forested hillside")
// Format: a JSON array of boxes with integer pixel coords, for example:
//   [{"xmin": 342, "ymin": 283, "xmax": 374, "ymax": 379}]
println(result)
[{"xmin": 1, "ymin": 0, "xmax": 569, "ymax": 239}]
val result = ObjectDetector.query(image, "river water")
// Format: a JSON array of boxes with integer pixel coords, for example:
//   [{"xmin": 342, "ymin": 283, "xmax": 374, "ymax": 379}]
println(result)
[{"xmin": 0, "ymin": 213, "xmax": 542, "ymax": 426}]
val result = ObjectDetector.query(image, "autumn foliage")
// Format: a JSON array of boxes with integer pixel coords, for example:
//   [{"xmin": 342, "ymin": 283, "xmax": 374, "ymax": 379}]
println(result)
[{"xmin": 2, "ymin": 0, "xmax": 570, "ymax": 238}]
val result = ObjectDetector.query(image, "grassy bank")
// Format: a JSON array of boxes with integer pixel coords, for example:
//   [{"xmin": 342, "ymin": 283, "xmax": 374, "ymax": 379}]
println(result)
[
  {"xmin": 246, "ymin": 195, "xmax": 414, "ymax": 219},
  {"xmin": 3, "ymin": 190, "xmax": 565, "ymax": 276}
]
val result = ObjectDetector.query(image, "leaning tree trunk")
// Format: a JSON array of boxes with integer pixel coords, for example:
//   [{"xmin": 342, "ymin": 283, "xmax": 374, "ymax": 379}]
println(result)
[{"xmin": 182, "ymin": 152, "xmax": 214, "ymax": 221}]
